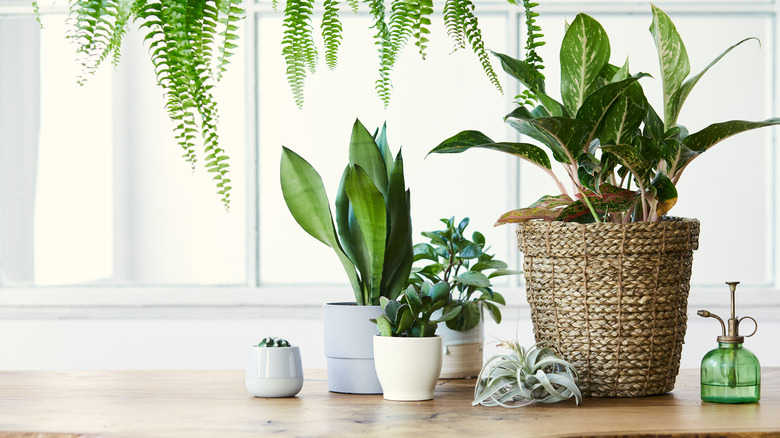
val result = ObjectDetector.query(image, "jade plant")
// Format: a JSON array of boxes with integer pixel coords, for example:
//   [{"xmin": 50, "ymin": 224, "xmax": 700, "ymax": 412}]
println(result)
[
  {"xmin": 407, "ymin": 217, "xmax": 519, "ymax": 332},
  {"xmin": 280, "ymin": 119, "xmax": 413, "ymax": 306},
  {"xmin": 258, "ymin": 337, "xmax": 291, "ymax": 347},
  {"xmin": 372, "ymin": 282, "xmax": 461, "ymax": 337},
  {"xmin": 430, "ymin": 3, "xmax": 780, "ymax": 224},
  {"xmin": 473, "ymin": 341, "xmax": 581, "ymax": 407}
]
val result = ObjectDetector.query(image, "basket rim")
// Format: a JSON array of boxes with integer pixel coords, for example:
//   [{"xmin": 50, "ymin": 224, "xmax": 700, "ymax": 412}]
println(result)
[{"xmin": 518, "ymin": 216, "xmax": 699, "ymax": 230}]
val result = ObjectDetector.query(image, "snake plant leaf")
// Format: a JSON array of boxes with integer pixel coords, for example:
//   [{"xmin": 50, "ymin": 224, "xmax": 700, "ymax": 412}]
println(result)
[
  {"xmin": 335, "ymin": 167, "xmax": 372, "ymax": 303},
  {"xmin": 560, "ymin": 13, "xmax": 611, "ymax": 116},
  {"xmin": 504, "ymin": 113, "xmax": 591, "ymax": 165},
  {"xmin": 345, "ymin": 164, "xmax": 387, "ymax": 302},
  {"xmin": 454, "ymin": 271, "xmax": 490, "ymax": 288},
  {"xmin": 652, "ymin": 172, "xmax": 677, "ymax": 217},
  {"xmin": 667, "ymin": 38, "xmax": 759, "ymax": 128},
  {"xmin": 280, "ymin": 147, "xmax": 362, "ymax": 303},
  {"xmin": 492, "ymin": 51, "xmax": 567, "ymax": 117},
  {"xmin": 495, "ymin": 194, "xmax": 574, "ymax": 224},
  {"xmin": 649, "ymin": 4, "xmax": 690, "ymax": 128},
  {"xmin": 374, "ymin": 123, "xmax": 394, "ymax": 180},
  {"xmin": 601, "ymin": 144, "xmax": 653, "ymax": 184},
  {"xmin": 381, "ymin": 151, "xmax": 414, "ymax": 299},
  {"xmin": 349, "ymin": 119, "xmax": 389, "ymax": 198},
  {"xmin": 429, "ymin": 130, "xmax": 552, "ymax": 170}
]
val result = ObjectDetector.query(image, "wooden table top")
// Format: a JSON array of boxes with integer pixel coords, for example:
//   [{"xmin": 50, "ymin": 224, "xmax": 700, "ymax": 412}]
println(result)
[{"xmin": 0, "ymin": 368, "xmax": 778, "ymax": 438}]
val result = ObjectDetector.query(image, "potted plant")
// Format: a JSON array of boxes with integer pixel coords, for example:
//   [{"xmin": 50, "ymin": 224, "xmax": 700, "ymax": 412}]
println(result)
[
  {"xmin": 245, "ymin": 337, "xmax": 304, "ymax": 398},
  {"xmin": 429, "ymin": 4, "xmax": 780, "ymax": 397},
  {"xmin": 371, "ymin": 282, "xmax": 461, "ymax": 401},
  {"xmin": 408, "ymin": 217, "xmax": 518, "ymax": 378},
  {"xmin": 280, "ymin": 118, "xmax": 413, "ymax": 394}
]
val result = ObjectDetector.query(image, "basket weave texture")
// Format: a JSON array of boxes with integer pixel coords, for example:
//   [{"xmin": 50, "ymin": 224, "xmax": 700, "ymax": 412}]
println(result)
[{"xmin": 517, "ymin": 217, "xmax": 700, "ymax": 397}]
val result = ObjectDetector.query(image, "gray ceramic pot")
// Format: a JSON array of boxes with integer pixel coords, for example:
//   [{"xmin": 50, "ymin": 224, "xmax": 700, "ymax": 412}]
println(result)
[{"xmin": 322, "ymin": 302, "xmax": 383, "ymax": 394}]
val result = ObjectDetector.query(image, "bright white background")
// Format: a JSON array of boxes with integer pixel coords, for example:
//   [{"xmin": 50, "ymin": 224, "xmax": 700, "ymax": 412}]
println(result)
[{"xmin": 0, "ymin": 0, "xmax": 779, "ymax": 372}]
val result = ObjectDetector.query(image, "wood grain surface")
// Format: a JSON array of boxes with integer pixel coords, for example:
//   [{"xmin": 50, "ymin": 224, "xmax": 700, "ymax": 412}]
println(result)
[{"xmin": 0, "ymin": 368, "xmax": 778, "ymax": 438}]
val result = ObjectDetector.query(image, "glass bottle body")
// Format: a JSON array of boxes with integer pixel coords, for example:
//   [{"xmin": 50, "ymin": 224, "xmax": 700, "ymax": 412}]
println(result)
[{"xmin": 700, "ymin": 342, "xmax": 760, "ymax": 403}]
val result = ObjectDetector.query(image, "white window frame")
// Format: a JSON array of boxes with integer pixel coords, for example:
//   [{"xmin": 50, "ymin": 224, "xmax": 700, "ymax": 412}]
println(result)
[{"xmin": 1, "ymin": 0, "xmax": 779, "ymax": 319}]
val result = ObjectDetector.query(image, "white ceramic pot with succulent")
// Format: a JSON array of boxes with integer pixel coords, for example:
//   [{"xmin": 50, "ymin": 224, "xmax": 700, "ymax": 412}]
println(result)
[
  {"xmin": 281, "ymin": 119, "xmax": 414, "ymax": 394},
  {"xmin": 408, "ymin": 217, "xmax": 519, "ymax": 379},
  {"xmin": 245, "ymin": 337, "xmax": 304, "ymax": 398},
  {"xmin": 371, "ymin": 283, "xmax": 461, "ymax": 401}
]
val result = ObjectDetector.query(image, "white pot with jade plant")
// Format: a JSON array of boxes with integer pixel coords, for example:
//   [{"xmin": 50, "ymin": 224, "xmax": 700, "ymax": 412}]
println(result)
[
  {"xmin": 245, "ymin": 337, "xmax": 304, "ymax": 398},
  {"xmin": 371, "ymin": 282, "xmax": 461, "ymax": 401},
  {"xmin": 408, "ymin": 217, "xmax": 519, "ymax": 379},
  {"xmin": 280, "ymin": 119, "xmax": 414, "ymax": 394}
]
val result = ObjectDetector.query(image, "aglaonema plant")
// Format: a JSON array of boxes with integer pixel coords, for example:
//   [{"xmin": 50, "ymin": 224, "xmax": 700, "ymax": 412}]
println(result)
[
  {"xmin": 280, "ymin": 119, "xmax": 413, "ymax": 306},
  {"xmin": 430, "ymin": 4, "xmax": 780, "ymax": 224},
  {"xmin": 372, "ymin": 282, "xmax": 461, "ymax": 337},
  {"xmin": 407, "ymin": 217, "xmax": 519, "ymax": 332}
]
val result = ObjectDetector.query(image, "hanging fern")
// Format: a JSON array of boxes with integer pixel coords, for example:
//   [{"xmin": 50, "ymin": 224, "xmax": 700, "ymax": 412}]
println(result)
[
  {"xmin": 321, "ymin": 0, "xmax": 343, "ymax": 70},
  {"xmin": 443, "ymin": 0, "xmax": 502, "ymax": 93},
  {"xmin": 281, "ymin": 0, "xmax": 318, "ymax": 107},
  {"xmin": 409, "ymin": 0, "xmax": 433, "ymax": 59},
  {"xmin": 516, "ymin": 0, "xmax": 545, "ymax": 106},
  {"xmin": 67, "ymin": 0, "xmax": 133, "ymax": 83}
]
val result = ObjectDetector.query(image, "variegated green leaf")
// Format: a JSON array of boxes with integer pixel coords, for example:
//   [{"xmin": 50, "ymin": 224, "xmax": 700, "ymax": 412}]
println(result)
[
  {"xmin": 429, "ymin": 130, "xmax": 552, "ymax": 170},
  {"xmin": 651, "ymin": 172, "xmax": 677, "ymax": 217},
  {"xmin": 601, "ymin": 144, "xmax": 653, "ymax": 184},
  {"xmin": 576, "ymin": 183, "xmax": 638, "ymax": 212},
  {"xmin": 492, "ymin": 51, "xmax": 567, "ymax": 117},
  {"xmin": 683, "ymin": 118, "xmax": 780, "ymax": 152},
  {"xmin": 504, "ymin": 112, "xmax": 591, "ymax": 164},
  {"xmin": 578, "ymin": 75, "xmax": 649, "ymax": 146},
  {"xmin": 649, "ymin": 4, "xmax": 690, "ymax": 128},
  {"xmin": 667, "ymin": 38, "xmax": 758, "ymax": 128},
  {"xmin": 560, "ymin": 13, "xmax": 610, "ymax": 116}
]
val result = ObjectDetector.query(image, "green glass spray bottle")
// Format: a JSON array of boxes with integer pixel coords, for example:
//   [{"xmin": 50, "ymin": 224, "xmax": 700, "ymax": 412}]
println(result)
[{"xmin": 697, "ymin": 282, "xmax": 760, "ymax": 403}]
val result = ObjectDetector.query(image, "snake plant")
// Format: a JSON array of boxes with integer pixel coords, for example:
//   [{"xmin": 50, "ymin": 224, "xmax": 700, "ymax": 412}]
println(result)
[
  {"xmin": 280, "ymin": 119, "xmax": 413, "ymax": 306},
  {"xmin": 473, "ymin": 341, "xmax": 581, "ymax": 407},
  {"xmin": 430, "ymin": 4, "xmax": 780, "ymax": 224}
]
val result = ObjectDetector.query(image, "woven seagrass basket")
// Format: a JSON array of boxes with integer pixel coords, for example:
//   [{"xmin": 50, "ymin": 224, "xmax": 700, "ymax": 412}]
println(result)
[{"xmin": 517, "ymin": 217, "xmax": 700, "ymax": 397}]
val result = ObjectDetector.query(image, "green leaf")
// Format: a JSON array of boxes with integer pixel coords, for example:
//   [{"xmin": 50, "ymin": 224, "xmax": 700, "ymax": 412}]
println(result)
[
  {"xmin": 575, "ymin": 183, "xmax": 639, "ymax": 213},
  {"xmin": 683, "ymin": 118, "xmax": 780, "ymax": 153},
  {"xmin": 381, "ymin": 151, "xmax": 413, "ymax": 300},
  {"xmin": 482, "ymin": 301, "xmax": 501, "ymax": 324},
  {"xmin": 651, "ymin": 172, "xmax": 677, "ymax": 217},
  {"xmin": 376, "ymin": 315, "xmax": 393, "ymax": 336},
  {"xmin": 649, "ymin": 4, "xmax": 690, "ymax": 129},
  {"xmin": 666, "ymin": 38, "xmax": 759, "ymax": 128},
  {"xmin": 349, "ymin": 119, "xmax": 389, "ymax": 198},
  {"xmin": 488, "ymin": 269, "xmax": 521, "ymax": 279},
  {"xmin": 559, "ymin": 13, "xmax": 610, "ymax": 115},
  {"xmin": 280, "ymin": 147, "xmax": 362, "ymax": 303},
  {"xmin": 429, "ymin": 130, "xmax": 552, "ymax": 170},
  {"xmin": 455, "ymin": 271, "xmax": 490, "ymax": 288},
  {"xmin": 492, "ymin": 51, "xmax": 566, "ymax": 117},
  {"xmin": 413, "ymin": 243, "xmax": 438, "ymax": 262},
  {"xmin": 405, "ymin": 285, "xmax": 424, "ymax": 312},
  {"xmin": 384, "ymin": 299, "xmax": 401, "ymax": 323},
  {"xmin": 429, "ymin": 282, "xmax": 450, "ymax": 303},
  {"xmin": 472, "ymin": 260, "xmax": 508, "ymax": 271},
  {"xmin": 345, "ymin": 164, "xmax": 387, "ymax": 300},
  {"xmin": 504, "ymin": 113, "xmax": 591, "ymax": 165},
  {"xmin": 601, "ymin": 144, "xmax": 653, "ymax": 184},
  {"xmin": 577, "ymin": 74, "xmax": 650, "ymax": 147},
  {"xmin": 458, "ymin": 244, "xmax": 482, "ymax": 259},
  {"xmin": 396, "ymin": 306, "xmax": 414, "ymax": 334},
  {"xmin": 482, "ymin": 291, "xmax": 506, "ymax": 305}
]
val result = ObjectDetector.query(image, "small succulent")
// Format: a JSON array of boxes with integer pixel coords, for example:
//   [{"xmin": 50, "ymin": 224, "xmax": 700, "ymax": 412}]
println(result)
[
  {"xmin": 408, "ymin": 217, "xmax": 520, "ymax": 332},
  {"xmin": 473, "ymin": 341, "xmax": 581, "ymax": 407},
  {"xmin": 258, "ymin": 337, "xmax": 291, "ymax": 348},
  {"xmin": 372, "ymin": 282, "xmax": 461, "ymax": 337}
]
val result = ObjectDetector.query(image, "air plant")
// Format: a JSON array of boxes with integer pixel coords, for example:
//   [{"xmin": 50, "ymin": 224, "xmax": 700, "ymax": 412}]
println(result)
[{"xmin": 473, "ymin": 341, "xmax": 581, "ymax": 407}]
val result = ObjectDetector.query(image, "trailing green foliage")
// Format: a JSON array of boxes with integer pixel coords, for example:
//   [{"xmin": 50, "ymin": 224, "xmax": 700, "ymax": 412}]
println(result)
[
  {"xmin": 60, "ymin": 0, "xmax": 245, "ymax": 210},
  {"xmin": 258, "ymin": 337, "xmax": 291, "ymax": 347},
  {"xmin": 279, "ymin": 0, "xmax": 509, "ymax": 107},
  {"xmin": 430, "ymin": 5, "xmax": 780, "ymax": 223},
  {"xmin": 474, "ymin": 341, "xmax": 581, "ymax": 407},
  {"xmin": 280, "ymin": 119, "xmax": 414, "ymax": 306},
  {"xmin": 371, "ymin": 283, "xmax": 461, "ymax": 337},
  {"xmin": 407, "ymin": 217, "xmax": 518, "ymax": 332}
]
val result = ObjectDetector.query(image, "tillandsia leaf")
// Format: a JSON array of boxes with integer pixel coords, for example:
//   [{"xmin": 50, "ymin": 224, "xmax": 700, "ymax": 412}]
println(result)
[
  {"xmin": 666, "ymin": 37, "xmax": 759, "ymax": 128},
  {"xmin": 280, "ymin": 147, "xmax": 362, "ymax": 303},
  {"xmin": 345, "ymin": 164, "xmax": 388, "ymax": 303},
  {"xmin": 651, "ymin": 172, "xmax": 677, "ymax": 217},
  {"xmin": 504, "ymin": 112, "xmax": 591, "ymax": 165},
  {"xmin": 495, "ymin": 194, "xmax": 574, "ymax": 224},
  {"xmin": 559, "ymin": 13, "xmax": 611, "ymax": 116},
  {"xmin": 429, "ymin": 130, "xmax": 552, "ymax": 170},
  {"xmin": 493, "ymin": 51, "xmax": 566, "ymax": 117},
  {"xmin": 649, "ymin": 4, "xmax": 690, "ymax": 129}
]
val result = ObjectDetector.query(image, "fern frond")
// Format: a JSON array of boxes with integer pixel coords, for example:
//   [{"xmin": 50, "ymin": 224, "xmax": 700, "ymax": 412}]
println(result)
[
  {"xmin": 68, "ymin": 0, "xmax": 131, "ymax": 83},
  {"xmin": 444, "ymin": 0, "xmax": 502, "ymax": 93},
  {"xmin": 281, "ymin": 0, "xmax": 317, "ymax": 107},
  {"xmin": 345, "ymin": 0, "xmax": 358, "ymax": 13},
  {"xmin": 321, "ymin": 0, "xmax": 342, "ymax": 70},
  {"xmin": 409, "ymin": 0, "xmax": 433, "ymax": 59},
  {"xmin": 368, "ymin": 0, "xmax": 392, "ymax": 105},
  {"xmin": 216, "ymin": 0, "xmax": 244, "ymax": 81}
]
